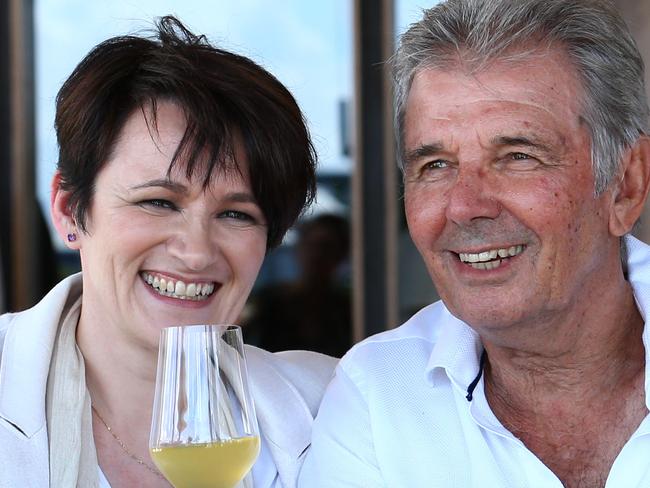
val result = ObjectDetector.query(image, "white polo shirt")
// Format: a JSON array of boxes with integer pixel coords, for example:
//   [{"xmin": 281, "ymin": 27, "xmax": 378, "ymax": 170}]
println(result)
[{"xmin": 300, "ymin": 235, "xmax": 650, "ymax": 487}]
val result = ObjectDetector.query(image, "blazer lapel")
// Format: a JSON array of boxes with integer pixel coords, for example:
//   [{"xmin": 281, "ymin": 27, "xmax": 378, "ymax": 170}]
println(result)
[
  {"xmin": 245, "ymin": 346, "xmax": 315, "ymax": 488},
  {"xmin": 0, "ymin": 274, "xmax": 82, "ymax": 437}
]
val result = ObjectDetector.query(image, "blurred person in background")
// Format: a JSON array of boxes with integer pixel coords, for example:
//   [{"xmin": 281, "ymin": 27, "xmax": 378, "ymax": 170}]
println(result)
[
  {"xmin": 0, "ymin": 16, "xmax": 335, "ymax": 488},
  {"xmin": 245, "ymin": 213, "xmax": 352, "ymax": 358}
]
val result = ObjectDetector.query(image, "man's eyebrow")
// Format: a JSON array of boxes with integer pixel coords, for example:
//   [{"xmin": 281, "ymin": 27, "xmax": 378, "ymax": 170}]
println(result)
[
  {"xmin": 404, "ymin": 142, "xmax": 444, "ymax": 166},
  {"xmin": 492, "ymin": 135, "xmax": 553, "ymax": 153},
  {"xmin": 129, "ymin": 179, "xmax": 189, "ymax": 195}
]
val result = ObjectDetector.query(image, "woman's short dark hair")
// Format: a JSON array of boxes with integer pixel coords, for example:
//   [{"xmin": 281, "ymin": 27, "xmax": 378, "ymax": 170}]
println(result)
[{"xmin": 55, "ymin": 15, "xmax": 316, "ymax": 249}]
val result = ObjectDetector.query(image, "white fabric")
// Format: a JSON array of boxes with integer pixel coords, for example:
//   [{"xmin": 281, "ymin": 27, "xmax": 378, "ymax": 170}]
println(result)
[
  {"xmin": 45, "ymin": 295, "xmax": 98, "ymax": 488},
  {"xmin": 300, "ymin": 235, "xmax": 650, "ymax": 488},
  {"xmin": 0, "ymin": 244, "xmax": 5, "ymax": 314},
  {"xmin": 0, "ymin": 273, "xmax": 337, "ymax": 488},
  {"xmin": 98, "ymin": 468, "xmax": 111, "ymax": 488}
]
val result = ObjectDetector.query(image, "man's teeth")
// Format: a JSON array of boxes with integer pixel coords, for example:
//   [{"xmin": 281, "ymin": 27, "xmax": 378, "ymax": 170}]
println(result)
[
  {"xmin": 458, "ymin": 245, "xmax": 524, "ymax": 270},
  {"xmin": 141, "ymin": 272, "xmax": 215, "ymax": 300}
]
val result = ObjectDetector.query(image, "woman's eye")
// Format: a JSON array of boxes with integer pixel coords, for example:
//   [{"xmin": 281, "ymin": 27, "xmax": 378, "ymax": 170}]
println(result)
[
  {"xmin": 219, "ymin": 210, "xmax": 254, "ymax": 222},
  {"xmin": 139, "ymin": 199, "xmax": 177, "ymax": 210}
]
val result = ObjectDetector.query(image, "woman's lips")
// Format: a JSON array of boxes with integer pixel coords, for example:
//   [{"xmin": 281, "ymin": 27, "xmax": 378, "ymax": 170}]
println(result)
[{"xmin": 141, "ymin": 272, "xmax": 218, "ymax": 301}]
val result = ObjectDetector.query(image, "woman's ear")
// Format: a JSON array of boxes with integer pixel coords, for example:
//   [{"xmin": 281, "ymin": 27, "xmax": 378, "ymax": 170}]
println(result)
[
  {"xmin": 50, "ymin": 172, "xmax": 81, "ymax": 250},
  {"xmin": 609, "ymin": 135, "xmax": 650, "ymax": 237}
]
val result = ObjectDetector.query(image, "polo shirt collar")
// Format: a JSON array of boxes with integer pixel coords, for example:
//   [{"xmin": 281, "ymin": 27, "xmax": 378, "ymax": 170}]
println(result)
[
  {"xmin": 623, "ymin": 235, "xmax": 650, "ymax": 411},
  {"xmin": 425, "ymin": 304, "xmax": 483, "ymax": 395}
]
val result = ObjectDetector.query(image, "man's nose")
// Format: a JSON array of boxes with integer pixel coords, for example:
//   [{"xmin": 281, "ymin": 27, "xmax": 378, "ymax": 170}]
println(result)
[
  {"xmin": 445, "ymin": 168, "xmax": 501, "ymax": 225},
  {"xmin": 166, "ymin": 217, "xmax": 219, "ymax": 271}
]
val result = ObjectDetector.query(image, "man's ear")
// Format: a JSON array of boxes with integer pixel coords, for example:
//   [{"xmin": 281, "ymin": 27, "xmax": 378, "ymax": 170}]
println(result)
[
  {"xmin": 50, "ymin": 172, "xmax": 81, "ymax": 250},
  {"xmin": 609, "ymin": 135, "xmax": 650, "ymax": 237}
]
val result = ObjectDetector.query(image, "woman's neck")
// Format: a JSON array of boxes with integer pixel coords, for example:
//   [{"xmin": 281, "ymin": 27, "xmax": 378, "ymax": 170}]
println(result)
[{"xmin": 76, "ymin": 305, "xmax": 157, "ymax": 424}]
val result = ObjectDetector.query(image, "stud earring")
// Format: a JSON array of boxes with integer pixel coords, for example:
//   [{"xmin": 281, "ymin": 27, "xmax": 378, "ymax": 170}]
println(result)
[{"xmin": 67, "ymin": 233, "xmax": 77, "ymax": 242}]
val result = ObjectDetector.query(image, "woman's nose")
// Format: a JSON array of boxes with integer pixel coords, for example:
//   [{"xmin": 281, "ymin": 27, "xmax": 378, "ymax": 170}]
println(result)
[
  {"xmin": 445, "ymin": 168, "xmax": 501, "ymax": 226},
  {"xmin": 166, "ymin": 218, "xmax": 219, "ymax": 271}
]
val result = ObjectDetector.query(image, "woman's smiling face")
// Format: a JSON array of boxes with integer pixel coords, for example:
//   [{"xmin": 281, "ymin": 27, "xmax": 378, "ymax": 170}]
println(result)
[{"xmin": 68, "ymin": 101, "xmax": 267, "ymax": 351}]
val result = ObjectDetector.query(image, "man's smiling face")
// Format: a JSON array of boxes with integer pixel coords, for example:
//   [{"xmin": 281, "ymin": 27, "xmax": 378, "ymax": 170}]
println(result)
[{"xmin": 403, "ymin": 48, "xmax": 620, "ymax": 336}]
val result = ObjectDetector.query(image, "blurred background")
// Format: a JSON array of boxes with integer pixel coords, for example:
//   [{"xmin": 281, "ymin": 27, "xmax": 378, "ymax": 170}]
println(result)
[{"xmin": 2, "ymin": 0, "xmax": 650, "ymax": 355}]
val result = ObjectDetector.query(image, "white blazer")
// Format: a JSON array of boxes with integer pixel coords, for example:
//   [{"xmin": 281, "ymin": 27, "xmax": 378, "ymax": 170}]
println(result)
[{"xmin": 0, "ymin": 273, "xmax": 337, "ymax": 488}]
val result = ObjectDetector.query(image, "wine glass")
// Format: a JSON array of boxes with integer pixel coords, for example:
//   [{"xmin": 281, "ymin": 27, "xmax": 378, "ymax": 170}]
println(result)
[{"xmin": 149, "ymin": 325, "xmax": 260, "ymax": 488}]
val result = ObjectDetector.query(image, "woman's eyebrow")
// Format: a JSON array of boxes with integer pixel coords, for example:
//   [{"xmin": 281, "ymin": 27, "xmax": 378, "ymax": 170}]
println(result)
[
  {"xmin": 223, "ymin": 192, "xmax": 258, "ymax": 204},
  {"xmin": 129, "ymin": 179, "xmax": 189, "ymax": 195}
]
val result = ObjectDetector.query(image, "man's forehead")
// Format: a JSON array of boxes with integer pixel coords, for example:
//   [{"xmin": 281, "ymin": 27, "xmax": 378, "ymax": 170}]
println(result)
[
  {"xmin": 403, "ymin": 50, "xmax": 586, "ymax": 147},
  {"xmin": 407, "ymin": 44, "xmax": 584, "ymax": 108}
]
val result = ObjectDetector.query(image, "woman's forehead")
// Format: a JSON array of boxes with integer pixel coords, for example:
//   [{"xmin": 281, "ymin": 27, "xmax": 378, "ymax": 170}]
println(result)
[{"xmin": 109, "ymin": 101, "xmax": 249, "ymax": 183}]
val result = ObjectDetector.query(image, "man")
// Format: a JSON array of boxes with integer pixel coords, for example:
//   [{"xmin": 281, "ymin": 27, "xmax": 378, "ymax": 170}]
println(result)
[{"xmin": 299, "ymin": 0, "xmax": 650, "ymax": 486}]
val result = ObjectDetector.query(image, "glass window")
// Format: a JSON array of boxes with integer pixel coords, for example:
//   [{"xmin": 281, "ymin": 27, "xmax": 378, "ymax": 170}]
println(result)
[
  {"xmin": 395, "ymin": 1, "xmax": 441, "ymax": 322},
  {"xmin": 396, "ymin": 0, "xmax": 437, "ymax": 35}
]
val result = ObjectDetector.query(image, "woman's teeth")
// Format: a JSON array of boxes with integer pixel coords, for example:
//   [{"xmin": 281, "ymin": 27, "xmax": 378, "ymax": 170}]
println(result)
[
  {"xmin": 458, "ymin": 245, "xmax": 524, "ymax": 270},
  {"xmin": 141, "ymin": 272, "xmax": 216, "ymax": 300}
]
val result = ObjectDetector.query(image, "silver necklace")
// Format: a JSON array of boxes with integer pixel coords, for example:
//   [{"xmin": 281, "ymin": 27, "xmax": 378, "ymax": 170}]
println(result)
[{"xmin": 91, "ymin": 405, "xmax": 166, "ymax": 481}]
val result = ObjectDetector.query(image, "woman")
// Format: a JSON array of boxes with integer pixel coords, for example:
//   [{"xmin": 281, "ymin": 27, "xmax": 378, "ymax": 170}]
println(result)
[{"xmin": 0, "ymin": 16, "xmax": 336, "ymax": 488}]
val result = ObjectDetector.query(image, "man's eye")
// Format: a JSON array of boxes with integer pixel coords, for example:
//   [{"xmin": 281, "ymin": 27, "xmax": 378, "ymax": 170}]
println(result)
[
  {"xmin": 423, "ymin": 160, "xmax": 449, "ymax": 170},
  {"xmin": 406, "ymin": 159, "xmax": 452, "ymax": 182},
  {"xmin": 511, "ymin": 152, "xmax": 533, "ymax": 160},
  {"xmin": 139, "ymin": 199, "xmax": 177, "ymax": 210},
  {"xmin": 502, "ymin": 152, "xmax": 541, "ymax": 170}
]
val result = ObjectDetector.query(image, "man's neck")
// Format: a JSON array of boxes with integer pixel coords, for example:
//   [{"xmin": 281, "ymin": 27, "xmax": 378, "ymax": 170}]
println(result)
[
  {"xmin": 482, "ymin": 280, "xmax": 647, "ymax": 488},
  {"xmin": 482, "ymin": 281, "xmax": 645, "ymax": 406}
]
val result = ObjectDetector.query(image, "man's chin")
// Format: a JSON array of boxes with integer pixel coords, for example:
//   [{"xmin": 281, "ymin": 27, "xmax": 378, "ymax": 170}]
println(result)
[{"xmin": 447, "ymin": 305, "xmax": 533, "ymax": 336}]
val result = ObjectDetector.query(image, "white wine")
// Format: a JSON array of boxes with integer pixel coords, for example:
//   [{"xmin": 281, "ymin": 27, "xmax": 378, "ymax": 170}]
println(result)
[{"xmin": 151, "ymin": 436, "xmax": 260, "ymax": 488}]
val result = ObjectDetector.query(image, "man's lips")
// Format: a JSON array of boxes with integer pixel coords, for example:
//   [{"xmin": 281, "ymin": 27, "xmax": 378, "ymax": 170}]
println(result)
[{"xmin": 455, "ymin": 244, "xmax": 525, "ymax": 270}]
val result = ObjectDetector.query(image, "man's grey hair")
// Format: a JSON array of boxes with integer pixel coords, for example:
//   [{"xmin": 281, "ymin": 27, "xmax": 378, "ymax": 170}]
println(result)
[{"xmin": 392, "ymin": 0, "xmax": 649, "ymax": 194}]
